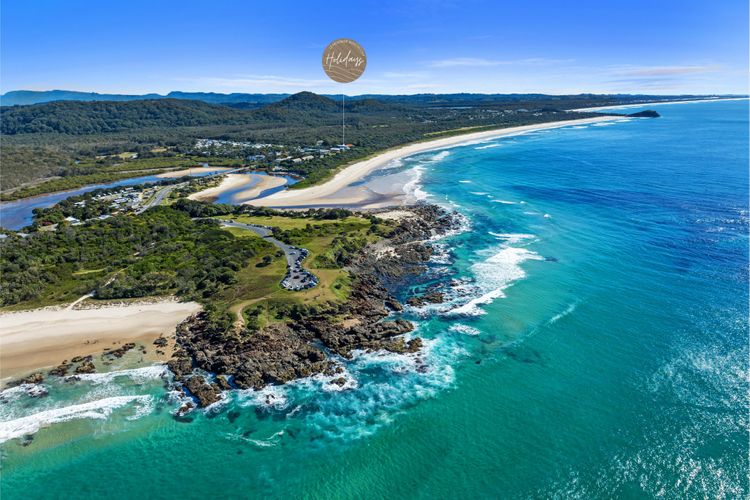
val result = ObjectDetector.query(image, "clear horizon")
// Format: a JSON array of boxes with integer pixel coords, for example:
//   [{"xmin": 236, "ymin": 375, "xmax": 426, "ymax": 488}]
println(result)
[{"xmin": 1, "ymin": 0, "xmax": 748, "ymax": 96}]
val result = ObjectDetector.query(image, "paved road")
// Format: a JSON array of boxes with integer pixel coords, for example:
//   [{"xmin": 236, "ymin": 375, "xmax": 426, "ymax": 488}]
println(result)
[
  {"xmin": 220, "ymin": 220, "xmax": 318, "ymax": 291},
  {"xmin": 137, "ymin": 185, "xmax": 176, "ymax": 213},
  {"xmin": 137, "ymin": 167, "xmax": 247, "ymax": 214}
]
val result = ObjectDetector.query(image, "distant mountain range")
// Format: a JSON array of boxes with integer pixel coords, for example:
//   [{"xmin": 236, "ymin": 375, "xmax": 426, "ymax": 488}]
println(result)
[
  {"xmin": 2, "ymin": 89, "xmax": 742, "ymax": 108},
  {"xmin": 0, "ymin": 90, "xmax": 290, "ymax": 107}
]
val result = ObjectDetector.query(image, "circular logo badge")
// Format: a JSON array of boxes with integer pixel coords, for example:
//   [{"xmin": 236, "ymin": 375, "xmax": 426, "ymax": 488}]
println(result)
[{"xmin": 322, "ymin": 39, "xmax": 367, "ymax": 83}]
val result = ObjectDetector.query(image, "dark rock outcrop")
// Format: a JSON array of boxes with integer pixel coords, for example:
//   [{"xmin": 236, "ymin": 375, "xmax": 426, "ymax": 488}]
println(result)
[
  {"xmin": 406, "ymin": 291, "xmax": 445, "ymax": 307},
  {"xmin": 7, "ymin": 372, "xmax": 44, "ymax": 387},
  {"xmin": 74, "ymin": 361, "xmax": 96, "ymax": 374},
  {"xmin": 166, "ymin": 204, "xmax": 461, "ymax": 405},
  {"xmin": 184, "ymin": 376, "xmax": 221, "ymax": 407}
]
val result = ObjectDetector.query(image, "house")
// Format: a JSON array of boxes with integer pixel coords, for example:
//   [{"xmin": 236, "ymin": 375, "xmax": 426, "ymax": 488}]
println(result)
[{"xmin": 301, "ymin": 155, "xmax": 314, "ymax": 161}]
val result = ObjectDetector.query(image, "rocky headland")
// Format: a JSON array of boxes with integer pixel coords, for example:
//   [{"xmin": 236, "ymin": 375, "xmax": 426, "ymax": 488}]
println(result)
[{"xmin": 168, "ymin": 204, "xmax": 459, "ymax": 408}]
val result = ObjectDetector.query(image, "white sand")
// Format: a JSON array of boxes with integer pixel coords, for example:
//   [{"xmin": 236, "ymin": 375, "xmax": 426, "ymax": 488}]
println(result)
[
  {"xmin": 238, "ymin": 175, "xmax": 287, "ymax": 203},
  {"xmin": 0, "ymin": 300, "xmax": 201, "ymax": 379},
  {"xmin": 157, "ymin": 166, "xmax": 232, "ymax": 178},
  {"xmin": 247, "ymin": 116, "xmax": 620, "ymax": 208},
  {"xmin": 188, "ymin": 174, "xmax": 249, "ymax": 201}
]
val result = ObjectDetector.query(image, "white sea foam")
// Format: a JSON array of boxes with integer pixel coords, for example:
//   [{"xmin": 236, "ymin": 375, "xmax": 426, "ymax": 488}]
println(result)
[
  {"xmin": 0, "ymin": 395, "xmax": 152, "ymax": 443},
  {"xmin": 237, "ymin": 385, "xmax": 289, "ymax": 410},
  {"xmin": 296, "ymin": 337, "xmax": 464, "ymax": 441},
  {"xmin": 547, "ymin": 302, "xmax": 579, "ymax": 325},
  {"xmin": 488, "ymin": 232, "xmax": 536, "ymax": 245},
  {"xmin": 449, "ymin": 324, "xmax": 481, "ymax": 336},
  {"xmin": 0, "ymin": 384, "xmax": 48, "ymax": 401},
  {"xmin": 402, "ymin": 165, "xmax": 429, "ymax": 202},
  {"xmin": 469, "ymin": 191, "xmax": 489, "ymax": 196},
  {"xmin": 458, "ymin": 180, "xmax": 472, "ymax": 184},
  {"xmin": 72, "ymin": 365, "xmax": 168, "ymax": 385},
  {"xmin": 491, "ymin": 199, "xmax": 517, "ymax": 204},
  {"xmin": 446, "ymin": 246, "xmax": 543, "ymax": 317},
  {"xmin": 475, "ymin": 143, "xmax": 501, "ymax": 150},
  {"xmin": 430, "ymin": 242, "xmax": 453, "ymax": 264},
  {"xmin": 429, "ymin": 150, "xmax": 451, "ymax": 161}
]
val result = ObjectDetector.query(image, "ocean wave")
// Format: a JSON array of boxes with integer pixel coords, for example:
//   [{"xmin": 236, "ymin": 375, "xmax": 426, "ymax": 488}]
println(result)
[
  {"xmin": 0, "ymin": 395, "xmax": 152, "ymax": 443},
  {"xmin": 236, "ymin": 385, "xmax": 290, "ymax": 411},
  {"xmin": 445, "ymin": 246, "xmax": 543, "ymax": 317},
  {"xmin": 458, "ymin": 180, "xmax": 472, "ymax": 184},
  {"xmin": 547, "ymin": 302, "xmax": 579, "ymax": 325},
  {"xmin": 491, "ymin": 199, "xmax": 517, "ymax": 204},
  {"xmin": 426, "ymin": 150, "xmax": 451, "ymax": 162},
  {"xmin": 429, "ymin": 211, "xmax": 472, "ymax": 241},
  {"xmin": 296, "ymin": 337, "xmax": 464, "ymax": 441},
  {"xmin": 475, "ymin": 143, "xmax": 501, "ymax": 150},
  {"xmin": 402, "ymin": 165, "xmax": 429, "ymax": 202},
  {"xmin": 0, "ymin": 383, "xmax": 48, "ymax": 401},
  {"xmin": 430, "ymin": 242, "xmax": 453, "ymax": 264},
  {"xmin": 448, "ymin": 324, "xmax": 481, "ymax": 336},
  {"xmin": 489, "ymin": 232, "xmax": 536, "ymax": 245},
  {"xmin": 71, "ymin": 365, "xmax": 168, "ymax": 385}
]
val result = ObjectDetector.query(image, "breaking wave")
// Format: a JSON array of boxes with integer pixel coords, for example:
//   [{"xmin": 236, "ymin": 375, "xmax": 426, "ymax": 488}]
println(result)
[{"xmin": 0, "ymin": 395, "xmax": 153, "ymax": 443}]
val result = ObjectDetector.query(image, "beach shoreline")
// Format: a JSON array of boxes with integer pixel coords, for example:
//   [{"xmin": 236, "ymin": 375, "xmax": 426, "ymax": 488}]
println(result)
[
  {"xmin": 570, "ymin": 96, "xmax": 748, "ymax": 112},
  {"xmin": 0, "ymin": 299, "xmax": 201, "ymax": 382},
  {"xmin": 246, "ymin": 116, "xmax": 621, "ymax": 208},
  {"xmin": 188, "ymin": 174, "xmax": 249, "ymax": 202},
  {"xmin": 238, "ymin": 175, "xmax": 287, "ymax": 203}
]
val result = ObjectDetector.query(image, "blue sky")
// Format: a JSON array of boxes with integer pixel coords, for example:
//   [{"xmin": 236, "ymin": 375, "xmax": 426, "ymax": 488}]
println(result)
[{"xmin": 1, "ymin": 0, "xmax": 747, "ymax": 95}]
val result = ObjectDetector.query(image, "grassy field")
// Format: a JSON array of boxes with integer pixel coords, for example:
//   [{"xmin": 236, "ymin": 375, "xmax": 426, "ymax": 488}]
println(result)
[
  {"xmin": 215, "ymin": 214, "xmax": 386, "ymax": 330},
  {"xmin": 222, "ymin": 214, "xmax": 369, "ymax": 231}
]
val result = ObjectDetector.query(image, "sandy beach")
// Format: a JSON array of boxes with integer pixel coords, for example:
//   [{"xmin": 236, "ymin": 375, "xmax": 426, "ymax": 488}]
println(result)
[
  {"xmin": 188, "ymin": 174, "xmax": 249, "ymax": 201},
  {"xmin": 238, "ymin": 175, "xmax": 287, "ymax": 203},
  {"xmin": 157, "ymin": 166, "xmax": 232, "ymax": 178},
  {"xmin": 246, "ymin": 116, "xmax": 620, "ymax": 208},
  {"xmin": 189, "ymin": 173, "xmax": 288, "ymax": 203},
  {"xmin": 0, "ymin": 300, "xmax": 201, "ymax": 380}
]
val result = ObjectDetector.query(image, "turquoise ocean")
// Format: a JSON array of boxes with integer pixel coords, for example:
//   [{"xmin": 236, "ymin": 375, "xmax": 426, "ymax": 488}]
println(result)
[{"xmin": 1, "ymin": 100, "xmax": 747, "ymax": 498}]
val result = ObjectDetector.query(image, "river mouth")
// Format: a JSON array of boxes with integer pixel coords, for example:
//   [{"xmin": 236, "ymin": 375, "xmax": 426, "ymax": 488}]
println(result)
[{"xmin": 0, "ymin": 170, "xmax": 297, "ymax": 230}]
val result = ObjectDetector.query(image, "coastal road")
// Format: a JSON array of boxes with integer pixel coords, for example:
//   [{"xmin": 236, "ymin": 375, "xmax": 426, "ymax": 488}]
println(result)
[
  {"xmin": 137, "ymin": 185, "xmax": 176, "ymax": 213},
  {"xmin": 138, "ymin": 167, "xmax": 248, "ymax": 214},
  {"xmin": 219, "ymin": 220, "xmax": 318, "ymax": 291}
]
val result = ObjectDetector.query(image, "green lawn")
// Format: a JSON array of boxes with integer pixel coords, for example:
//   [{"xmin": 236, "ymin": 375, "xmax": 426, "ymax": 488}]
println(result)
[{"xmin": 215, "ymin": 216, "xmax": 380, "ymax": 328}]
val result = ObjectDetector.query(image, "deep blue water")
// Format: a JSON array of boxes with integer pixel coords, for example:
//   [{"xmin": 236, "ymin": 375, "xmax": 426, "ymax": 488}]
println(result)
[{"xmin": 0, "ymin": 100, "xmax": 747, "ymax": 498}]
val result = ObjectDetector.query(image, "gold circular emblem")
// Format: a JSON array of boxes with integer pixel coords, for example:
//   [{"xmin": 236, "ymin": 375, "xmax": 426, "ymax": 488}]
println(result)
[{"xmin": 322, "ymin": 39, "xmax": 367, "ymax": 83}]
